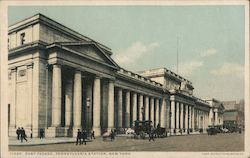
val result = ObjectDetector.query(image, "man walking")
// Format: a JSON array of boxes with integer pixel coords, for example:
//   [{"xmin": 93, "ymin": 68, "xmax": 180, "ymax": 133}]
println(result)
[
  {"xmin": 20, "ymin": 127, "xmax": 27, "ymax": 143},
  {"xmin": 76, "ymin": 129, "xmax": 82, "ymax": 145},
  {"xmin": 16, "ymin": 127, "xmax": 21, "ymax": 140},
  {"xmin": 91, "ymin": 130, "xmax": 95, "ymax": 139},
  {"xmin": 81, "ymin": 130, "xmax": 87, "ymax": 145}
]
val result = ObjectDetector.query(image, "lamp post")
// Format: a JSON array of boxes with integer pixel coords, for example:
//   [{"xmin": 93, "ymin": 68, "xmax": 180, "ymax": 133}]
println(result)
[
  {"xmin": 169, "ymin": 111, "xmax": 172, "ymax": 136},
  {"xmin": 86, "ymin": 97, "xmax": 90, "ymax": 137},
  {"xmin": 188, "ymin": 114, "xmax": 190, "ymax": 134},
  {"xmin": 141, "ymin": 106, "xmax": 145, "ymax": 121}
]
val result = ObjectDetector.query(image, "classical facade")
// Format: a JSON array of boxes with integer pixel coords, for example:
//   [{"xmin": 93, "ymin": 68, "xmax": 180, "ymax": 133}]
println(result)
[{"xmin": 8, "ymin": 14, "xmax": 224, "ymax": 137}]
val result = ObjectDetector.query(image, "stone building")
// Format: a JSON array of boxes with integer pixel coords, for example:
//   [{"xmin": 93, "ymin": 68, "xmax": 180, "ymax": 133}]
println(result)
[
  {"xmin": 8, "ymin": 14, "xmax": 224, "ymax": 137},
  {"xmin": 222, "ymin": 101, "xmax": 244, "ymax": 129}
]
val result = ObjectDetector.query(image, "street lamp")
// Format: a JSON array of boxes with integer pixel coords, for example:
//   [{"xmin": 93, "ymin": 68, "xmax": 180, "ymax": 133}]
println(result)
[
  {"xmin": 86, "ymin": 97, "xmax": 91, "ymax": 137},
  {"xmin": 169, "ymin": 111, "xmax": 172, "ymax": 136},
  {"xmin": 188, "ymin": 114, "xmax": 190, "ymax": 134},
  {"xmin": 141, "ymin": 106, "xmax": 145, "ymax": 121}
]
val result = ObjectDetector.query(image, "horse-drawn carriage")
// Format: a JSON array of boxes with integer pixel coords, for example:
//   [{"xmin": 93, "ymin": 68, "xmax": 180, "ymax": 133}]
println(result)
[
  {"xmin": 131, "ymin": 120, "xmax": 167, "ymax": 139},
  {"xmin": 133, "ymin": 120, "xmax": 152, "ymax": 139}
]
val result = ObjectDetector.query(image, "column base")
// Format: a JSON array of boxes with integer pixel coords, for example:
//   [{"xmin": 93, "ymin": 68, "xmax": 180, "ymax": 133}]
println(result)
[
  {"xmin": 92, "ymin": 127, "xmax": 101, "ymax": 136},
  {"xmin": 9, "ymin": 126, "xmax": 35, "ymax": 138},
  {"xmin": 45, "ymin": 127, "xmax": 67, "ymax": 137},
  {"xmin": 170, "ymin": 128, "xmax": 175, "ymax": 136},
  {"xmin": 8, "ymin": 126, "xmax": 17, "ymax": 137}
]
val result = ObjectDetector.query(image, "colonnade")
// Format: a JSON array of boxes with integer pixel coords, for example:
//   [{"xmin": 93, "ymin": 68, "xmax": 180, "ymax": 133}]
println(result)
[
  {"xmin": 170, "ymin": 100, "xmax": 195, "ymax": 134},
  {"xmin": 170, "ymin": 100, "xmax": 210, "ymax": 134},
  {"xmin": 48, "ymin": 64, "xmax": 168, "ymax": 136},
  {"xmin": 115, "ymin": 87, "xmax": 168, "ymax": 129}
]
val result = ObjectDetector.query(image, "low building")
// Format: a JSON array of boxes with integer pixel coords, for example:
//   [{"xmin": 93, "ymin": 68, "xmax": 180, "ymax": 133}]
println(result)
[{"xmin": 8, "ymin": 13, "xmax": 224, "ymax": 137}]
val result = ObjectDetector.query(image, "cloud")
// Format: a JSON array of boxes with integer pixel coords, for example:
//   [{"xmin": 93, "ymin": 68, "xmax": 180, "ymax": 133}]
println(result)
[
  {"xmin": 210, "ymin": 62, "xmax": 244, "ymax": 78},
  {"xmin": 113, "ymin": 41, "xmax": 159, "ymax": 65},
  {"xmin": 178, "ymin": 60, "xmax": 204, "ymax": 76},
  {"xmin": 200, "ymin": 48, "xmax": 217, "ymax": 57}
]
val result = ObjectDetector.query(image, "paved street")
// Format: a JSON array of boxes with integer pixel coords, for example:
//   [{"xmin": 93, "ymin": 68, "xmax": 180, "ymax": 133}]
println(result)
[{"xmin": 9, "ymin": 133, "xmax": 244, "ymax": 152}]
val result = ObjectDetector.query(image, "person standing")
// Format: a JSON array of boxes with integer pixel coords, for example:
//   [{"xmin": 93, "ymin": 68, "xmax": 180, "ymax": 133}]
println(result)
[
  {"xmin": 110, "ymin": 130, "xmax": 115, "ymax": 141},
  {"xmin": 149, "ymin": 129, "xmax": 155, "ymax": 142},
  {"xmin": 16, "ymin": 127, "xmax": 21, "ymax": 140},
  {"xmin": 76, "ymin": 129, "xmax": 82, "ymax": 145},
  {"xmin": 81, "ymin": 130, "xmax": 87, "ymax": 145},
  {"xmin": 30, "ymin": 129, "xmax": 33, "ymax": 139},
  {"xmin": 40, "ymin": 129, "xmax": 45, "ymax": 139}
]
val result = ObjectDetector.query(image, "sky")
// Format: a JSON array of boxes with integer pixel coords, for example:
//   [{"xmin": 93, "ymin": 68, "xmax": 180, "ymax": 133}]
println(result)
[{"xmin": 8, "ymin": 5, "xmax": 245, "ymax": 101}]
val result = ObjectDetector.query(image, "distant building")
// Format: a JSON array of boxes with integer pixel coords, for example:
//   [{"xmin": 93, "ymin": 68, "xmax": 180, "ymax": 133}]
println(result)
[{"xmin": 222, "ymin": 100, "xmax": 244, "ymax": 129}]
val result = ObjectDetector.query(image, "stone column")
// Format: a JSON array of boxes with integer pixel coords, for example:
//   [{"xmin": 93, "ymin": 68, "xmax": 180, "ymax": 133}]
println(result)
[
  {"xmin": 27, "ymin": 64, "xmax": 33, "ymax": 129},
  {"xmin": 176, "ymin": 102, "xmax": 179, "ymax": 131},
  {"xmin": 139, "ymin": 94, "xmax": 143, "ymax": 121},
  {"xmin": 10, "ymin": 68, "xmax": 17, "ymax": 129},
  {"xmin": 188, "ymin": 106, "xmax": 192, "ymax": 133},
  {"xmin": 132, "ymin": 92, "xmax": 137, "ymax": 123},
  {"xmin": 160, "ymin": 98, "xmax": 167, "ymax": 128},
  {"xmin": 117, "ymin": 88, "xmax": 123, "ymax": 128},
  {"xmin": 170, "ymin": 100, "xmax": 175, "ymax": 134},
  {"xmin": 180, "ymin": 103, "xmax": 184, "ymax": 130},
  {"xmin": 185, "ymin": 104, "xmax": 188, "ymax": 133},
  {"xmin": 192, "ymin": 106, "xmax": 195, "ymax": 131},
  {"xmin": 155, "ymin": 98, "xmax": 160, "ymax": 126},
  {"xmin": 107, "ymin": 80, "xmax": 114, "ymax": 131},
  {"xmin": 214, "ymin": 109, "xmax": 218, "ymax": 126},
  {"xmin": 145, "ymin": 96, "xmax": 149, "ymax": 121},
  {"xmin": 65, "ymin": 76, "xmax": 73, "ymax": 128},
  {"xmin": 125, "ymin": 91, "xmax": 130, "ymax": 128},
  {"xmin": 93, "ymin": 76, "xmax": 101, "ymax": 136},
  {"xmin": 208, "ymin": 108, "xmax": 213, "ymax": 126},
  {"xmin": 150, "ymin": 97, "xmax": 155, "ymax": 126},
  {"xmin": 73, "ymin": 70, "xmax": 82, "ymax": 129},
  {"xmin": 51, "ymin": 64, "xmax": 62, "ymax": 127},
  {"xmin": 197, "ymin": 110, "xmax": 200, "ymax": 129}
]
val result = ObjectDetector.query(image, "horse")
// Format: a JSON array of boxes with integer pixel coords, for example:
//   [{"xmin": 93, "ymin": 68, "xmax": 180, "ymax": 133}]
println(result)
[{"xmin": 102, "ymin": 131, "xmax": 116, "ymax": 141}]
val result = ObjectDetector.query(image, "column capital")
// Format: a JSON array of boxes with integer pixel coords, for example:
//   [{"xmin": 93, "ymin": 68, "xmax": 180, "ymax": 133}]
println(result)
[
  {"xmin": 52, "ymin": 63, "xmax": 62, "ymax": 69},
  {"xmin": 26, "ymin": 63, "xmax": 34, "ymax": 69}
]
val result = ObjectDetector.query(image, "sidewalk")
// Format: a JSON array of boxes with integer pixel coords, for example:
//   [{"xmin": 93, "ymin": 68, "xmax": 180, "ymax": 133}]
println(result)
[{"xmin": 9, "ymin": 137, "xmax": 93, "ymax": 146}]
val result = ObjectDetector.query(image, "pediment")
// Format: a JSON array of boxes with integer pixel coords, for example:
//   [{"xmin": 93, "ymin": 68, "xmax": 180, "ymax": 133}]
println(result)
[{"xmin": 62, "ymin": 43, "xmax": 119, "ymax": 69}]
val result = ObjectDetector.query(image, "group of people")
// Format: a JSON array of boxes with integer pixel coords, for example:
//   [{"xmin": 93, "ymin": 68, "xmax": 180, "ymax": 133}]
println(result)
[
  {"xmin": 16, "ymin": 127, "xmax": 27, "ymax": 143},
  {"xmin": 76, "ymin": 129, "xmax": 95, "ymax": 145}
]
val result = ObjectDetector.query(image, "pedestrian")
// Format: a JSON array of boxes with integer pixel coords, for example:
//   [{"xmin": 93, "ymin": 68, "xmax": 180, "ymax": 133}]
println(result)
[
  {"xmin": 20, "ymin": 127, "xmax": 27, "ymax": 143},
  {"xmin": 81, "ymin": 130, "xmax": 87, "ymax": 145},
  {"xmin": 30, "ymin": 129, "xmax": 33, "ymax": 139},
  {"xmin": 149, "ymin": 129, "xmax": 154, "ymax": 142},
  {"xmin": 110, "ymin": 130, "xmax": 115, "ymax": 141},
  {"xmin": 16, "ymin": 127, "xmax": 21, "ymax": 140},
  {"xmin": 76, "ymin": 129, "xmax": 81, "ymax": 145},
  {"xmin": 40, "ymin": 129, "xmax": 45, "ymax": 139},
  {"xmin": 91, "ymin": 130, "xmax": 95, "ymax": 139}
]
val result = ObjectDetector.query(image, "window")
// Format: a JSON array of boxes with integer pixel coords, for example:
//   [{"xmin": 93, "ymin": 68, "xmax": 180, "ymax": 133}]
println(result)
[{"xmin": 20, "ymin": 33, "xmax": 25, "ymax": 45}]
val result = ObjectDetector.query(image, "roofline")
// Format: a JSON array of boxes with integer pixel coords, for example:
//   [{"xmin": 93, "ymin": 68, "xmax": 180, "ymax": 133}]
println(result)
[
  {"xmin": 8, "ymin": 13, "xmax": 112, "ymax": 54},
  {"xmin": 138, "ymin": 67, "xmax": 193, "ymax": 85}
]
